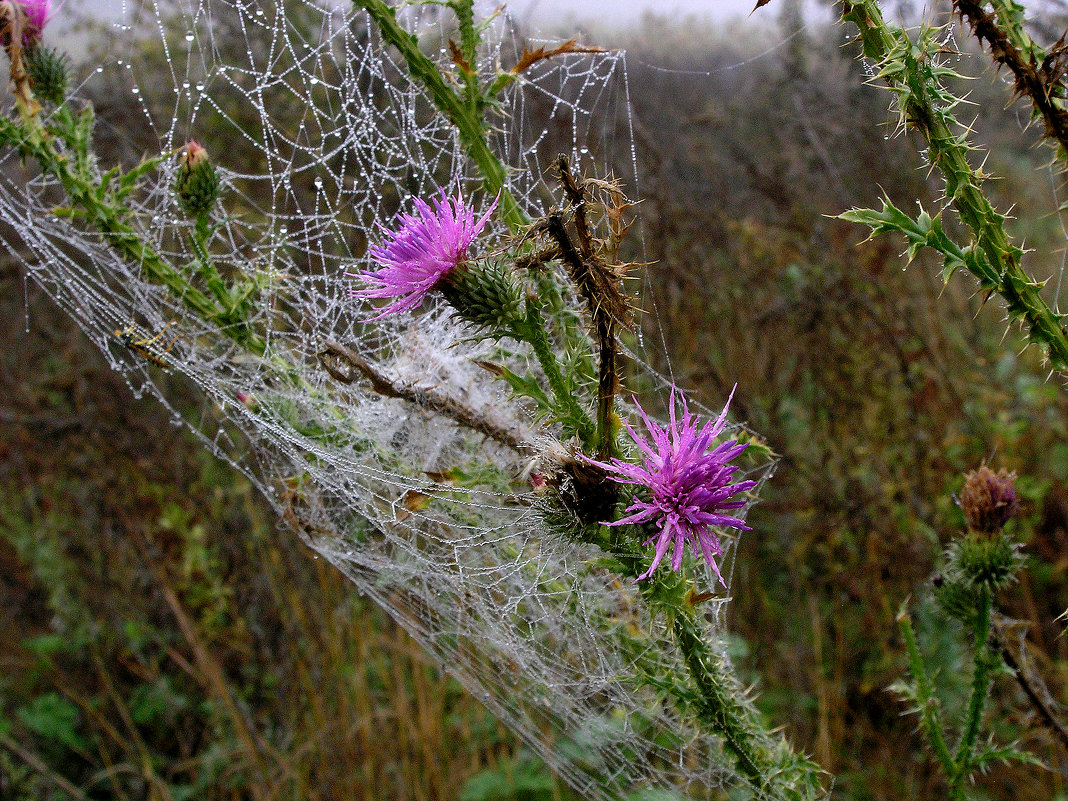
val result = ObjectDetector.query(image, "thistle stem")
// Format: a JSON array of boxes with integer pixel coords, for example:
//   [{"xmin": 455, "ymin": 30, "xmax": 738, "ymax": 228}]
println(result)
[
  {"xmin": 671, "ymin": 608, "xmax": 772, "ymax": 792},
  {"xmin": 898, "ymin": 610, "xmax": 955, "ymax": 777},
  {"xmin": 520, "ymin": 298, "xmax": 596, "ymax": 447},
  {"xmin": 552, "ymin": 156, "xmax": 620, "ymax": 460},
  {"xmin": 354, "ymin": 0, "xmax": 527, "ymax": 229},
  {"xmin": 190, "ymin": 215, "xmax": 231, "ymax": 310},
  {"xmin": 951, "ymin": 586, "xmax": 993, "ymax": 798},
  {"xmin": 842, "ymin": 0, "xmax": 1068, "ymax": 372},
  {"xmin": 953, "ymin": 0, "xmax": 1068, "ymax": 156}
]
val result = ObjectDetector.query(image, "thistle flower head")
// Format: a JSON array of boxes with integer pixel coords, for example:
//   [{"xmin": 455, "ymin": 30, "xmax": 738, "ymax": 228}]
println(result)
[
  {"xmin": 21, "ymin": 0, "xmax": 53, "ymax": 29},
  {"xmin": 959, "ymin": 465, "xmax": 1018, "ymax": 535},
  {"xmin": 585, "ymin": 386, "xmax": 756, "ymax": 585},
  {"xmin": 352, "ymin": 181, "xmax": 497, "ymax": 319},
  {"xmin": 19, "ymin": 0, "xmax": 60, "ymax": 47}
]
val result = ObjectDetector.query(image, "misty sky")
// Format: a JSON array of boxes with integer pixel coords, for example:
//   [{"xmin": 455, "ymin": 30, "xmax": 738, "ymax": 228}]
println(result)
[
  {"xmin": 72, "ymin": 0, "xmax": 767, "ymax": 30},
  {"xmin": 515, "ymin": 0, "xmax": 760, "ymax": 27}
]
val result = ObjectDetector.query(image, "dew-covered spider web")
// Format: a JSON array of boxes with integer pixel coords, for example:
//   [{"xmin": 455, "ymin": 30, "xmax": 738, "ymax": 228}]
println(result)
[{"xmin": 1, "ymin": 1, "xmax": 785, "ymax": 797}]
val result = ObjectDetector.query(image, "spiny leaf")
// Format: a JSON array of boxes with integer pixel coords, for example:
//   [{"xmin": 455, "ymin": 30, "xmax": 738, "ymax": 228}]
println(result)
[{"xmin": 972, "ymin": 741, "xmax": 1044, "ymax": 771}]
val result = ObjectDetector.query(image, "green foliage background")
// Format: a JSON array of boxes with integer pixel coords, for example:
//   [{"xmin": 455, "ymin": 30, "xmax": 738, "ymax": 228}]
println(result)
[{"xmin": 2, "ymin": 4, "xmax": 1067, "ymax": 800}]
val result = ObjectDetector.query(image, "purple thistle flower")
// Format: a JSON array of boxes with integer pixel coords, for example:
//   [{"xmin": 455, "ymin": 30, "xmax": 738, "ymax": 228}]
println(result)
[
  {"xmin": 585, "ymin": 386, "xmax": 756, "ymax": 585},
  {"xmin": 352, "ymin": 181, "xmax": 497, "ymax": 319},
  {"xmin": 19, "ymin": 0, "xmax": 61, "ymax": 43}
]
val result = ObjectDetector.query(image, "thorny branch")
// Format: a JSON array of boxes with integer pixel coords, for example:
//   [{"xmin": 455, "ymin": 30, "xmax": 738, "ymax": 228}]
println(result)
[
  {"xmin": 991, "ymin": 616, "xmax": 1068, "ymax": 753},
  {"xmin": 953, "ymin": 0, "xmax": 1068, "ymax": 156},
  {"xmin": 317, "ymin": 340, "xmax": 530, "ymax": 454}
]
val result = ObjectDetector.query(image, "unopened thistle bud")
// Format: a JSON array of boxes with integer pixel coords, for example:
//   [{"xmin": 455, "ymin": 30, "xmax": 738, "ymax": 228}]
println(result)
[
  {"xmin": 25, "ymin": 45, "xmax": 67, "ymax": 105},
  {"xmin": 439, "ymin": 259, "xmax": 524, "ymax": 334},
  {"xmin": 174, "ymin": 141, "xmax": 220, "ymax": 218},
  {"xmin": 951, "ymin": 531, "xmax": 1024, "ymax": 592},
  {"xmin": 959, "ymin": 465, "xmax": 1019, "ymax": 535},
  {"xmin": 935, "ymin": 466, "xmax": 1025, "ymax": 601}
]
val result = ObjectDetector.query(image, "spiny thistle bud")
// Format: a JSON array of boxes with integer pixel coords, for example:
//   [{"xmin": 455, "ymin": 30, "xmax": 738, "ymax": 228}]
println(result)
[
  {"xmin": 933, "ymin": 570, "xmax": 981, "ymax": 624},
  {"xmin": 959, "ymin": 465, "xmax": 1019, "ymax": 535},
  {"xmin": 174, "ymin": 140, "xmax": 220, "ymax": 218},
  {"xmin": 25, "ymin": 45, "xmax": 67, "ymax": 105},
  {"xmin": 947, "ymin": 531, "xmax": 1025, "ymax": 593},
  {"xmin": 439, "ymin": 259, "xmax": 524, "ymax": 334}
]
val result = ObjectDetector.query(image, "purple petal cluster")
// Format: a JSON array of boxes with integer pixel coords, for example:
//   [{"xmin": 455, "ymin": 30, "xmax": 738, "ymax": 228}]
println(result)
[
  {"xmin": 586, "ymin": 387, "xmax": 756, "ymax": 585},
  {"xmin": 352, "ymin": 182, "xmax": 497, "ymax": 319},
  {"xmin": 20, "ymin": 0, "xmax": 60, "ymax": 41},
  {"xmin": 959, "ymin": 465, "xmax": 1018, "ymax": 534}
]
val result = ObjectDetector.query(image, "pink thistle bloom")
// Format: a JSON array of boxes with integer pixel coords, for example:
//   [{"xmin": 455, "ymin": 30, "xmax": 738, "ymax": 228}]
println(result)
[
  {"xmin": 352, "ymin": 182, "xmax": 497, "ymax": 319},
  {"xmin": 20, "ymin": 0, "xmax": 61, "ymax": 41},
  {"xmin": 585, "ymin": 386, "xmax": 756, "ymax": 585}
]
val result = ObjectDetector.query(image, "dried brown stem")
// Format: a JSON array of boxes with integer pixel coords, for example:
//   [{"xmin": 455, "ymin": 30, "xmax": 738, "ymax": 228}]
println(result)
[
  {"xmin": 510, "ymin": 40, "xmax": 608, "ymax": 77},
  {"xmin": 548, "ymin": 155, "xmax": 629, "ymax": 459},
  {"xmin": 990, "ymin": 618, "xmax": 1068, "ymax": 753},
  {"xmin": 953, "ymin": 0, "xmax": 1068, "ymax": 155},
  {"xmin": 514, "ymin": 246, "xmax": 561, "ymax": 271},
  {"xmin": 543, "ymin": 211, "xmax": 618, "ymax": 459},
  {"xmin": 317, "ymin": 340, "xmax": 529, "ymax": 453},
  {"xmin": 555, "ymin": 155, "xmax": 596, "ymax": 260},
  {"xmin": 0, "ymin": 2, "xmax": 40, "ymax": 118}
]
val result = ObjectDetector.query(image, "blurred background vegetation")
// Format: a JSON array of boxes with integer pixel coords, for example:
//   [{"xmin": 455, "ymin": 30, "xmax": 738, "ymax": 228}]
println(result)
[{"xmin": 2, "ymin": 2, "xmax": 1068, "ymax": 799}]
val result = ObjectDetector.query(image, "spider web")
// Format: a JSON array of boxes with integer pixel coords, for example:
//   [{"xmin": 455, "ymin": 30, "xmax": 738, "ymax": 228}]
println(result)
[{"xmin": 2, "ymin": 1, "xmax": 785, "ymax": 797}]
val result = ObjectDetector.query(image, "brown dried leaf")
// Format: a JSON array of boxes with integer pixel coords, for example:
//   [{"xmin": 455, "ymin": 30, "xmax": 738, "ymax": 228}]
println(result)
[
  {"xmin": 424, "ymin": 469, "xmax": 458, "ymax": 484},
  {"xmin": 394, "ymin": 490, "xmax": 431, "ymax": 522},
  {"xmin": 751, "ymin": 0, "xmax": 774, "ymax": 11},
  {"xmin": 474, "ymin": 359, "xmax": 507, "ymax": 378},
  {"xmin": 448, "ymin": 39, "xmax": 471, "ymax": 74},
  {"xmin": 511, "ymin": 39, "xmax": 608, "ymax": 76}
]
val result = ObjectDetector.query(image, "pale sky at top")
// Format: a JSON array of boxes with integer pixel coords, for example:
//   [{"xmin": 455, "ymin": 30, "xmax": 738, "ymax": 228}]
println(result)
[
  {"xmin": 72, "ymin": 0, "xmax": 769, "ymax": 29},
  {"xmin": 514, "ymin": 0, "xmax": 762, "ymax": 28}
]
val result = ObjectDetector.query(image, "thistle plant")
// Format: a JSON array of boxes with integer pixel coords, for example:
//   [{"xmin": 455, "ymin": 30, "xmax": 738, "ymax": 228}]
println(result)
[
  {"xmin": 895, "ymin": 466, "xmax": 1034, "ymax": 800},
  {"xmin": 839, "ymin": 0, "xmax": 1068, "ymax": 372},
  {"xmin": 2, "ymin": 0, "xmax": 1068, "ymax": 799}
]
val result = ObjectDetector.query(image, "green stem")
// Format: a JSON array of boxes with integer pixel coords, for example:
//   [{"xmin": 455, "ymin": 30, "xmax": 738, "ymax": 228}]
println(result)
[
  {"xmin": 670, "ymin": 608, "xmax": 772, "ymax": 792},
  {"xmin": 898, "ymin": 610, "xmax": 956, "ymax": 778},
  {"xmin": 521, "ymin": 298, "xmax": 595, "ymax": 446},
  {"xmin": 450, "ymin": 0, "xmax": 481, "ymax": 115},
  {"xmin": 190, "ymin": 215, "xmax": 231, "ymax": 310},
  {"xmin": 989, "ymin": 0, "xmax": 1042, "ymax": 59},
  {"xmin": 354, "ymin": 0, "xmax": 527, "ymax": 229},
  {"xmin": 842, "ymin": 0, "xmax": 1068, "ymax": 372},
  {"xmin": 951, "ymin": 586, "xmax": 993, "ymax": 799}
]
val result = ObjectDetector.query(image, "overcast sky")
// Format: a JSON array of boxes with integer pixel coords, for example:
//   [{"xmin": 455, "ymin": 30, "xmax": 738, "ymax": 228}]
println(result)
[
  {"xmin": 69, "ymin": 0, "xmax": 773, "ymax": 30},
  {"xmin": 514, "ymin": 0, "xmax": 762, "ymax": 27}
]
